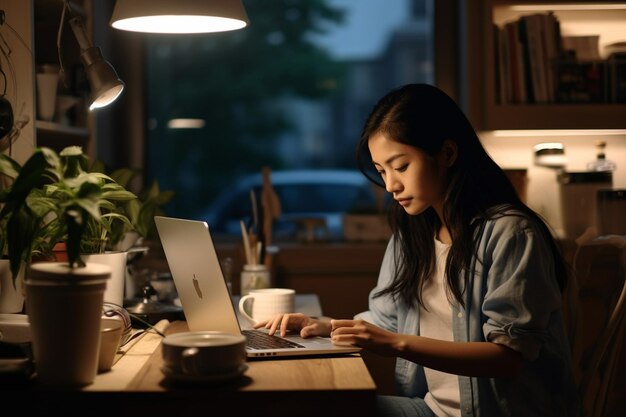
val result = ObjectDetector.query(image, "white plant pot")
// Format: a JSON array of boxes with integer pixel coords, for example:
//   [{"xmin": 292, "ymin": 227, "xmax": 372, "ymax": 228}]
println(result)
[
  {"xmin": 0, "ymin": 259, "xmax": 25, "ymax": 313},
  {"xmin": 82, "ymin": 251, "xmax": 128, "ymax": 307}
]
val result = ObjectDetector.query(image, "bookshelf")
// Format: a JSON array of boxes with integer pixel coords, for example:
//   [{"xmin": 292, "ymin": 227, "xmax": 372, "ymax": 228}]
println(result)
[{"xmin": 473, "ymin": 0, "xmax": 626, "ymax": 130}]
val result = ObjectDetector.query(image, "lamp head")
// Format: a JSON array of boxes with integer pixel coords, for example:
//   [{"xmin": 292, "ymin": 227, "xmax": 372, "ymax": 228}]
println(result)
[
  {"xmin": 68, "ymin": 14, "xmax": 124, "ymax": 110},
  {"xmin": 110, "ymin": 0, "xmax": 249, "ymax": 34},
  {"xmin": 80, "ymin": 47, "xmax": 125, "ymax": 110}
]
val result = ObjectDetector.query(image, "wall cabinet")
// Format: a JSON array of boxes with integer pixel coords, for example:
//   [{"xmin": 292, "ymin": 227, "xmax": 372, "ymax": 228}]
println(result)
[{"xmin": 467, "ymin": 0, "xmax": 626, "ymax": 130}]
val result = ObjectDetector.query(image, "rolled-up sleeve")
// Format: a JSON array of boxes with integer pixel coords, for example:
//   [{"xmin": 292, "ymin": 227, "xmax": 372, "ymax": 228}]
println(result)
[
  {"xmin": 481, "ymin": 218, "xmax": 563, "ymax": 361},
  {"xmin": 354, "ymin": 237, "xmax": 400, "ymax": 333}
]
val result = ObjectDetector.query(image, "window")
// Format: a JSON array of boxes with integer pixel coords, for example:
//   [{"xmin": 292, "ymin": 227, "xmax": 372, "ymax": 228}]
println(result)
[{"xmin": 144, "ymin": 0, "xmax": 434, "ymax": 238}]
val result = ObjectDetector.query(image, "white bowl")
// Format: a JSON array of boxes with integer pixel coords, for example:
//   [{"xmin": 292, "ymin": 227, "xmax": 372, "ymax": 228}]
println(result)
[{"xmin": 0, "ymin": 313, "xmax": 31, "ymax": 343}]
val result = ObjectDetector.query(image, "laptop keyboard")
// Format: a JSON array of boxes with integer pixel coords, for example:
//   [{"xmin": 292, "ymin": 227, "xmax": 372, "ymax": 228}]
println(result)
[{"xmin": 242, "ymin": 330, "xmax": 306, "ymax": 350}]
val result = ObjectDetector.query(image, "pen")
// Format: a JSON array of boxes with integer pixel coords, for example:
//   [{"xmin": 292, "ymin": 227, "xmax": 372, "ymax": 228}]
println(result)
[{"xmin": 240, "ymin": 219, "xmax": 252, "ymax": 265}]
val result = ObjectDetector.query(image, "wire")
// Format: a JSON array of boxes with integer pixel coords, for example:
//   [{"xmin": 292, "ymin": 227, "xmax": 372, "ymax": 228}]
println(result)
[
  {"xmin": 57, "ymin": 1, "xmax": 68, "ymax": 88},
  {"xmin": 103, "ymin": 302, "xmax": 167, "ymax": 342},
  {"xmin": 0, "ymin": 62, "xmax": 6, "ymax": 96},
  {"xmin": 3, "ymin": 22, "xmax": 33, "ymax": 58},
  {"xmin": 102, "ymin": 301, "xmax": 167, "ymax": 339}
]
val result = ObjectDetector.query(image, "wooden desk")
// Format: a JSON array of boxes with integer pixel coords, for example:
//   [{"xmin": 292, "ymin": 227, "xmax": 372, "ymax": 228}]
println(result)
[
  {"xmin": 6, "ymin": 300, "xmax": 378, "ymax": 417},
  {"xmin": 123, "ymin": 321, "xmax": 377, "ymax": 417}
]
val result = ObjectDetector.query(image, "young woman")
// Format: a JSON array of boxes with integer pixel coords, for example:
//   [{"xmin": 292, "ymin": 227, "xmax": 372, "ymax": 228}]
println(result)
[{"xmin": 255, "ymin": 84, "xmax": 578, "ymax": 417}]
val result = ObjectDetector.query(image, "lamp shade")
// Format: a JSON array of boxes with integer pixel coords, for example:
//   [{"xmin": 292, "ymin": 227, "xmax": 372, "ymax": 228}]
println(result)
[
  {"xmin": 80, "ymin": 47, "xmax": 125, "ymax": 110},
  {"xmin": 110, "ymin": 0, "xmax": 249, "ymax": 34},
  {"xmin": 69, "ymin": 15, "xmax": 124, "ymax": 110}
]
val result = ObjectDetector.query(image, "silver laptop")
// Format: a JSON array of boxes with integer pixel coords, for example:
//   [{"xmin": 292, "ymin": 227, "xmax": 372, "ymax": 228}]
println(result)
[{"xmin": 154, "ymin": 215, "xmax": 361, "ymax": 358}]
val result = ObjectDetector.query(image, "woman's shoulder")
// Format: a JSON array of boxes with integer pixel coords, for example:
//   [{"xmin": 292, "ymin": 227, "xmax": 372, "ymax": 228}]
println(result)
[{"xmin": 481, "ymin": 204, "xmax": 544, "ymax": 236}]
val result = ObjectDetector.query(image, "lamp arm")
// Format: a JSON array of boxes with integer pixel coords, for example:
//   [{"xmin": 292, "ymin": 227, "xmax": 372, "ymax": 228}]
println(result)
[
  {"xmin": 68, "ymin": 15, "xmax": 93, "ymax": 52},
  {"xmin": 57, "ymin": 1, "xmax": 93, "ymax": 87}
]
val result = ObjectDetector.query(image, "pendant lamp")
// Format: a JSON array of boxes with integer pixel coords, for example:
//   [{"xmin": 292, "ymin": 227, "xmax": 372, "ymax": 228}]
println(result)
[{"xmin": 110, "ymin": 0, "xmax": 249, "ymax": 34}]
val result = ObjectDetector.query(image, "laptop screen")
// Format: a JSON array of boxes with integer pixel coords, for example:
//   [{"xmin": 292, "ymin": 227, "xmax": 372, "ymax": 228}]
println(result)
[{"xmin": 154, "ymin": 216, "xmax": 242, "ymax": 333}]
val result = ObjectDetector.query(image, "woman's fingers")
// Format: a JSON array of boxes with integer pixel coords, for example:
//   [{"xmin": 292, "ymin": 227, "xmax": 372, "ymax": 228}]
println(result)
[
  {"xmin": 329, "ymin": 319, "xmax": 372, "ymax": 346},
  {"xmin": 256, "ymin": 314, "xmax": 332, "ymax": 338},
  {"xmin": 262, "ymin": 313, "xmax": 309, "ymax": 336},
  {"xmin": 330, "ymin": 319, "xmax": 363, "ymax": 335},
  {"xmin": 253, "ymin": 319, "xmax": 269, "ymax": 329}
]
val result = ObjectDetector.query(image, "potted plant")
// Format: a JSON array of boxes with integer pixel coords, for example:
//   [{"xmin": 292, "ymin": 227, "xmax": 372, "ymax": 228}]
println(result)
[
  {"xmin": 0, "ymin": 146, "xmax": 137, "ymax": 286},
  {"xmin": 106, "ymin": 167, "xmax": 175, "ymax": 248},
  {"xmin": 90, "ymin": 166, "xmax": 175, "ymax": 301},
  {"xmin": 0, "ymin": 148, "xmax": 60, "ymax": 312}
]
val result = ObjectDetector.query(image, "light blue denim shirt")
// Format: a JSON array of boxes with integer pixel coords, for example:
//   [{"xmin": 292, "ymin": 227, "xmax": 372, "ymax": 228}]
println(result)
[{"xmin": 355, "ymin": 212, "xmax": 579, "ymax": 417}]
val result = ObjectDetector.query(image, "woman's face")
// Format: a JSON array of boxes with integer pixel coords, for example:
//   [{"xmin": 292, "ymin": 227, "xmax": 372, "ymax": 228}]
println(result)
[{"xmin": 368, "ymin": 132, "xmax": 450, "ymax": 216}]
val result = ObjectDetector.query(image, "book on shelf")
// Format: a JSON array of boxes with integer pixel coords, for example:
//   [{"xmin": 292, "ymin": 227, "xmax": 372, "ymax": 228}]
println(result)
[
  {"xmin": 519, "ymin": 14, "xmax": 547, "ymax": 103},
  {"xmin": 495, "ymin": 11, "xmax": 562, "ymax": 104},
  {"xmin": 494, "ymin": 23, "xmax": 510, "ymax": 104},
  {"xmin": 555, "ymin": 59, "xmax": 607, "ymax": 103},
  {"xmin": 540, "ymin": 12, "xmax": 562, "ymax": 102},
  {"xmin": 502, "ymin": 20, "xmax": 527, "ymax": 103},
  {"xmin": 608, "ymin": 52, "xmax": 626, "ymax": 102}
]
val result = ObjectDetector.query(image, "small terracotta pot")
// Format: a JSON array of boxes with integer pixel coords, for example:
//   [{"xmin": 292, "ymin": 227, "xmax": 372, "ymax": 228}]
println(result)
[{"xmin": 52, "ymin": 242, "xmax": 68, "ymax": 262}]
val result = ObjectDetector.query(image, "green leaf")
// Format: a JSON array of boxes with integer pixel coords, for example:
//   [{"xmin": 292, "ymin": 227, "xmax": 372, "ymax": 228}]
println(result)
[
  {"xmin": 0, "ymin": 153, "xmax": 22, "ymax": 179},
  {"xmin": 153, "ymin": 190, "xmax": 175, "ymax": 206},
  {"xmin": 0, "ymin": 150, "xmax": 48, "ymax": 218},
  {"xmin": 109, "ymin": 168, "xmax": 136, "ymax": 187},
  {"xmin": 76, "ymin": 181, "xmax": 103, "ymax": 199},
  {"xmin": 58, "ymin": 146, "xmax": 84, "ymax": 157},
  {"xmin": 74, "ymin": 197, "xmax": 102, "ymax": 221},
  {"xmin": 102, "ymin": 189, "xmax": 137, "ymax": 201}
]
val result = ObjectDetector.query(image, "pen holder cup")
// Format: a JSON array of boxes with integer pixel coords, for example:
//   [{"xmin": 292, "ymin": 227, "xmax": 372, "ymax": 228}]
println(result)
[{"xmin": 240, "ymin": 264, "xmax": 270, "ymax": 296}]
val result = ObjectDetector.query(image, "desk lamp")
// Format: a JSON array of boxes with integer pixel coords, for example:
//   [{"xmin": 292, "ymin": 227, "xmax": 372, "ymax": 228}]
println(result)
[
  {"xmin": 59, "ymin": 1, "xmax": 124, "ymax": 110},
  {"xmin": 69, "ymin": 17, "xmax": 124, "ymax": 110}
]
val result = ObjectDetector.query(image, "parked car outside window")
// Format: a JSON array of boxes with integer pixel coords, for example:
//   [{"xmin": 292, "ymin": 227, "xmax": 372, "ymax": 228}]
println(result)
[{"xmin": 199, "ymin": 169, "xmax": 385, "ymax": 242}]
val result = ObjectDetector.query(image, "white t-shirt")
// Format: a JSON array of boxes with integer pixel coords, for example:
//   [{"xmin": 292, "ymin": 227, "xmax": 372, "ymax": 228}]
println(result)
[{"xmin": 420, "ymin": 239, "xmax": 461, "ymax": 417}]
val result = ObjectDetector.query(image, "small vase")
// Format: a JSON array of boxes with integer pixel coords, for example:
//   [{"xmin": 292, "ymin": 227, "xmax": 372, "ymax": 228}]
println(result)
[{"xmin": 0, "ymin": 259, "xmax": 25, "ymax": 313}]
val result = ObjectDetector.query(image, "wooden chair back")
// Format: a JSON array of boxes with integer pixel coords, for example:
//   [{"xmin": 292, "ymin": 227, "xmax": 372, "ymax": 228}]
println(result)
[{"xmin": 564, "ymin": 236, "xmax": 626, "ymax": 417}]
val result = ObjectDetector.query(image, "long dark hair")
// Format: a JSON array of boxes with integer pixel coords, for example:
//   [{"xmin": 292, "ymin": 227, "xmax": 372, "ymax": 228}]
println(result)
[{"xmin": 356, "ymin": 83, "xmax": 568, "ymax": 308}]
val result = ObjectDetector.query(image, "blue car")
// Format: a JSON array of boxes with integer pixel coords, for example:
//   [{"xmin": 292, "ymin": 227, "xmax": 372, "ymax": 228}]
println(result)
[{"xmin": 200, "ymin": 169, "xmax": 386, "ymax": 241}]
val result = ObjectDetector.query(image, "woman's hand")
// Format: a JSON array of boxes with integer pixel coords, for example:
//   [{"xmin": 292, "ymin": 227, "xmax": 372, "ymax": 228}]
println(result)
[
  {"xmin": 330, "ymin": 319, "xmax": 402, "ymax": 356},
  {"xmin": 253, "ymin": 313, "xmax": 332, "ymax": 338}
]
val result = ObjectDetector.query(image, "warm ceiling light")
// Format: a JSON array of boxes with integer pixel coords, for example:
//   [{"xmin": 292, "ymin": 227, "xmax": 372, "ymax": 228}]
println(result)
[
  {"xmin": 492, "ymin": 129, "xmax": 626, "ymax": 137},
  {"xmin": 167, "ymin": 118, "xmax": 206, "ymax": 129},
  {"xmin": 510, "ymin": 4, "xmax": 626, "ymax": 11},
  {"xmin": 110, "ymin": 0, "xmax": 249, "ymax": 34}
]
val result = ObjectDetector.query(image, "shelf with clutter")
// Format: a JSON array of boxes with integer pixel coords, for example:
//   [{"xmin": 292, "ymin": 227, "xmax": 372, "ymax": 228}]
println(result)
[
  {"xmin": 477, "ymin": 0, "xmax": 626, "ymax": 130},
  {"xmin": 35, "ymin": 119, "xmax": 89, "ymax": 151}
]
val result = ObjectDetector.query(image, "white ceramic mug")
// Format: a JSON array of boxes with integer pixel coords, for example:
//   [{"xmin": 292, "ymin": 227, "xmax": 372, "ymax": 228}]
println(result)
[
  {"xmin": 238, "ymin": 288, "xmax": 295, "ymax": 323},
  {"xmin": 36, "ymin": 72, "xmax": 59, "ymax": 121},
  {"xmin": 98, "ymin": 317, "xmax": 123, "ymax": 373}
]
